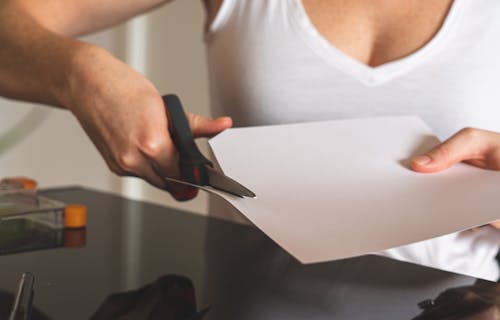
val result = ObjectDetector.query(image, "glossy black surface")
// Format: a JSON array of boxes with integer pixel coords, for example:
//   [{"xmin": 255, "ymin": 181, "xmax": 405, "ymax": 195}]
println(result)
[{"xmin": 0, "ymin": 187, "xmax": 495, "ymax": 319}]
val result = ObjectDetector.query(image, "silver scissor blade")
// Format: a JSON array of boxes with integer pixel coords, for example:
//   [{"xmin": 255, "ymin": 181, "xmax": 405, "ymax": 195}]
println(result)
[
  {"xmin": 164, "ymin": 168, "xmax": 256, "ymax": 198},
  {"xmin": 164, "ymin": 177, "xmax": 222, "ymax": 196},
  {"xmin": 205, "ymin": 166, "xmax": 256, "ymax": 198}
]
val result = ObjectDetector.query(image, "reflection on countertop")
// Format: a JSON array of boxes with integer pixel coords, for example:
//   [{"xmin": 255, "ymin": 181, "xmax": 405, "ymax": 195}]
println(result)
[{"xmin": 0, "ymin": 187, "xmax": 496, "ymax": 319}]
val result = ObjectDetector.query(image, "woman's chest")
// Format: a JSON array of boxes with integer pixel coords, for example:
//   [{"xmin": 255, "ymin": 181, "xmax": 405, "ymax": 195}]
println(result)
[
  {"xmin": 207, "ymin": 0, "xmax": 453, "ymax": 67},
  {"xmin": 206, "ymin": 0, "xmax": 500, "ymax": 137},
  {"xmin": 300, "ymin": 0, "xmax": 454, "ymax": 67}
]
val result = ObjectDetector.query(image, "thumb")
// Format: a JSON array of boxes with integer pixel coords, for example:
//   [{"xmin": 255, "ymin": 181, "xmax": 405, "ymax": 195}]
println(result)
[
  {"xmin": 186, "ymin": 112, "xmax": 233, "ymax": 138},
  {"xmin": 490, "ymin": 220, "xmax": 500, "ymax": 229},
  {"xmin": 410, "ymin": 128, "xmax": 484, "ymax": 173}
]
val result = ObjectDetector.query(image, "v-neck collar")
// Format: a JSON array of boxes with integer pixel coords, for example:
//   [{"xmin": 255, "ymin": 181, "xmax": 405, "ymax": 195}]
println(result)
[{"xmin": 289, "ymin": 0, "xmax": 467, "ymax": 86}]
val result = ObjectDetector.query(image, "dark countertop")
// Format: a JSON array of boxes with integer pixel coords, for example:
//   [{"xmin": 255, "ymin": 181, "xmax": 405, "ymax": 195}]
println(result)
[{"xmin": 0, "ymin": 187, "xmax": 496, "ymax": 319}]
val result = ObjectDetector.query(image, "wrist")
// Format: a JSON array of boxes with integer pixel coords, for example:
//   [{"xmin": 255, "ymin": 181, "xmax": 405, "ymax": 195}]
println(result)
[{"xmin": 55, "ymin": 42, "xmax": 109, "ymax": 112}]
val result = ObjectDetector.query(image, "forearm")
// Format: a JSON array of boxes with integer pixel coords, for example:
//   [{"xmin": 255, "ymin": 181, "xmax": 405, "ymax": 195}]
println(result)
[
  {"xmin": 0, "ymin": 0, "xmax": 168, "ymax": 108},
  {"xmin": 3, "ymin": 0, "xmax": 169, "ymax": 37},
  {"xmin": 0, "ymin": 2, "xmax": 84, "ymax": 107}
]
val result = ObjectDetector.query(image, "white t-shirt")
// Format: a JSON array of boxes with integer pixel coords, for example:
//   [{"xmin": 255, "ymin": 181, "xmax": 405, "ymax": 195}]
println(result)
[{"xmin": 204, "ymin": 0, "xmax": 500, "ymax": 280}]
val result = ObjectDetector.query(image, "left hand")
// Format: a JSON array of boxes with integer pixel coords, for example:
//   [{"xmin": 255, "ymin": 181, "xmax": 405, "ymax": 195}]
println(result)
[{"xmin": 410, "ymin": 127, "xmax": 500, "ymax": 228}]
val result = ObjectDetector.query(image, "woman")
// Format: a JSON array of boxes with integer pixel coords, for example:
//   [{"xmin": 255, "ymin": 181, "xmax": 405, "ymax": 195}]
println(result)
[{"xmin": 1, "ymin": 0, "xmax": 499, "ymax": 298}]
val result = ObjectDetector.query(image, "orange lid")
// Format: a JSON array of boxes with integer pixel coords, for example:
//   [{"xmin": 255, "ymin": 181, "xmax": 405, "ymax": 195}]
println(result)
[
  {"xmin": 64, "ymin": 204, "xmax": 87, "ymax": 228},
  {"xmin": 3, "ymin": 177, "xmax": 37, "ymax": 190}
]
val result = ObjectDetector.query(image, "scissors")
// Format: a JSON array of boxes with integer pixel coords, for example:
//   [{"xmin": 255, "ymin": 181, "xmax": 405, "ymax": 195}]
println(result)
[{"xmin": 162, "ymin": 94, "xmax": 256, "ymax": 200}]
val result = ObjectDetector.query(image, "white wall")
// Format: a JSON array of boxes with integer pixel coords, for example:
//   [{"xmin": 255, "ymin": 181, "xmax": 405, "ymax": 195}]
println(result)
[{"xmin": 0, "ymin": 0, "xmax": 210, "ymax": 214}]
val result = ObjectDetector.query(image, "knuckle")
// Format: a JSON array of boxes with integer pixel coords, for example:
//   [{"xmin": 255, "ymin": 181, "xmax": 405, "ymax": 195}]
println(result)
[
  {"xmin": 115, "ymin": 152, "xmax": 140, "ymax": 172},
  {"xmin": 139, "ymin": 137, "xmax": 167, "ymax": 158},
  {"xmin": 188, "ymin": 113, "xmax": 206, "ymax": 129},
  {"xmin": 188, "ymin": 113, "xmax": 199, "ymax": 126},
  {"xmin": 459, "ymin": 127, "xmax": 479, "ymax": 139},
  {"xmin": 434, "ymin": 144, "xmax": 451, "ymax": 161}
]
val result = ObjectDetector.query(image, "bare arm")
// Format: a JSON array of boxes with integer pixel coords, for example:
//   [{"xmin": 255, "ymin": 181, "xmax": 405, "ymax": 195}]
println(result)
[
  {"xmin": 0, "ymin": 0, "xmax": 231, "ymax": 196},
  {"xmin": 0, "ymin": 0, "xmax": 169, "ymax": 106},
  {"xmin": 5, "ymin": 0, "xmax": 168, "ymax": 37}
]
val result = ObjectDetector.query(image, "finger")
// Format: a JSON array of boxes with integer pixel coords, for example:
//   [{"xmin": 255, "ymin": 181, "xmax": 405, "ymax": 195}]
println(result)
[
  {"xmin": 490, "ymin": 220, "xmax": 500, "ymax": 229},
  {"xmin": 139, "ymin": 136, "xmax": 179, "ymax": 178},
  {"xmin": 138, "ymin": 138, "xmax": 199, "ymax": 200},
  {"xmin": 108, "ymin": 157, "xmax": 167, "ymax": 191},
  {"xmin": 106, "ymin": 145, "xmax": 167, "ymax": 189},
  {"xmin": 165, "ymin": 180, "xmax": 199, "ymax": 201},
  {"xmin": 187, "ymin": 112, "xmax": 232, "ymax": 138},
  {"xmin": 410, "ymin": 128, "xmax": 489, "ymax": 173},
  {"xmin": 122, "ymin": 155, "xmax": 168, "ymax": 190},
  {"xmin": 144, "ymin": 157, "xmax": 198, "ymax": 201},
  {"xmin": 134, "ymin": 102, "xmax": 181, "ymax": 178}
]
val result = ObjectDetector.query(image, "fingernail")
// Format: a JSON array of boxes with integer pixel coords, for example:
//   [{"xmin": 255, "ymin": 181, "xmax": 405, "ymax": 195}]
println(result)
[{"xmin": 412, "ymin": 155, "xmax": 432, "ymax": 166}]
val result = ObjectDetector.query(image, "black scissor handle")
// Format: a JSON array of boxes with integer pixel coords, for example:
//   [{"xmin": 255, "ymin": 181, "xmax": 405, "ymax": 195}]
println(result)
[{"xmin": 162, "ymin": 94, "xmax": 212, "ymax": 186}]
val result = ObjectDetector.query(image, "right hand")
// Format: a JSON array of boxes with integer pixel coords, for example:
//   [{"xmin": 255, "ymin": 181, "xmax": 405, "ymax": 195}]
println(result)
[{"xmin": 61, "ymin": 45, "xmax": 232, "ymax": 197}]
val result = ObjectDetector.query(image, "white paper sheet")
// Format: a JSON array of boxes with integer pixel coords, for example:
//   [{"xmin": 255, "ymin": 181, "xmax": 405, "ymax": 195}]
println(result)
[{"xmin": 208, "ymin": 116, "xmax": 500, "ymax": 264}]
